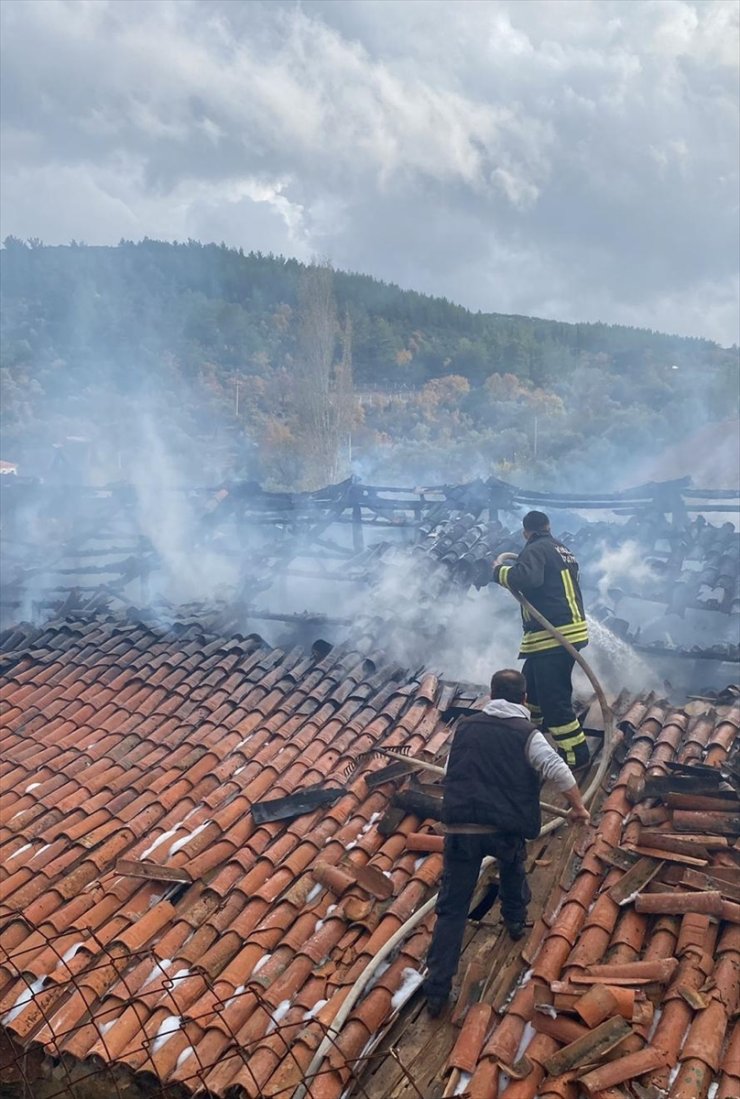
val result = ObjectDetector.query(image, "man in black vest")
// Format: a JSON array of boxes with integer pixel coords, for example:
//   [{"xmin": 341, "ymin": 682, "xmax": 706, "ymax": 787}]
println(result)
[{"xmin": 423, "ymin": 668, "xmax": 590, "ymax": 1017}]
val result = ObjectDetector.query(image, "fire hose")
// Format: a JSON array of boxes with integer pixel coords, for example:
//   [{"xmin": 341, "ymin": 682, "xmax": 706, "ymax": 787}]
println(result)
[{"xmin": 292, "ymin": 564, "xmax": 616, "ymax": 1099}]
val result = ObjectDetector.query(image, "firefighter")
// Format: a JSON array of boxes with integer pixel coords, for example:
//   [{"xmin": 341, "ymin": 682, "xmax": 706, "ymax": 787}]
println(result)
[
  {"xmin": 423, "ymin": 668, "xmax": 590, "ymax": 1017},
  {"xmin": 493, "ymin": 510, "xmax": 590, "ymax": 769}
]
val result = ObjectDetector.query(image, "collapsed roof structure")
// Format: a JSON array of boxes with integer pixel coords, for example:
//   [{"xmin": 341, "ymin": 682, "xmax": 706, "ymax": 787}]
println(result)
[
  {"xmin": 1, "ymin": 610, "xmax": 739, "ymax": 1098},
  {"xmin": 2, "ymin": 473, "xmax": 739, "ymax": 1096},
  {"xmin": 1, "ymin": 475, "xmax": 739, "ymax": 690}
]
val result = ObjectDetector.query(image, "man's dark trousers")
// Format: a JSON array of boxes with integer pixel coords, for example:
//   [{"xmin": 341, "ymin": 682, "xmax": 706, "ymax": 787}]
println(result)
[
  {"xmin": 423, "ymin": 832, "xmax": 531, "ymax": 1003},
  {"xmin": 522, "ymin": 649, "xmax": 588, "ymax": 767}
]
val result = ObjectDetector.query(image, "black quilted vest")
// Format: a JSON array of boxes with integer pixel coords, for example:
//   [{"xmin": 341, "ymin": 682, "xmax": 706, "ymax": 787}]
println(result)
[{"xmin": 443, "ymin": 713, "xmax": 542, "ymax": 839}]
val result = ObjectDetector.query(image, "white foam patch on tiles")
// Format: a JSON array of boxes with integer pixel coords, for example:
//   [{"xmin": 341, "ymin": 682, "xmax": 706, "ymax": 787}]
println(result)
[
  {"xmin": 365, "ymin": 958, "xmax": 391, "ymax": 994},
  {"xmin": 9, "ymin": 843, "xmax": 32, "ymax": 861},
  {"xmin": 141, "ymin": 959, "xmax": 171, "ymax": 989},
  {"xmin": 620, "ymin": 890, "xmax": 642, "ymax": 905},
  {"xmin": 226, "ymin": 984, "xmax": 245, "ymax": 1008},
  {"xmin": 647, "ymin": 1005, "xmax": 662, "ymax": 1042},
  {"xmin": 60, "ymin": 942, "xmax": 86, "ymax": 964},
  {"xmin": 170, "ymin": 967, "xmax": 189, "ymax": 986},
  {"xmin": 168, "ymin": 820, "xmax": 211, "ymax": 856},
  {"xmin": 100, "ymin": 1018, "xmax": 117, "ymax": 1036},
  {"xmin": 24, "ymin": 783, "xmax": 41, "ymax": 792},
  {"xmin": 707, "ymin": 1085, "xmax": 718, "ymax": 1099},
  {"xmin": 548, "ymin": 898, "xmax": 564, "ymax": 922},
  {"xmin": 343, "ymin": 1028, "xmax": 386, "ymax": 1091},
  {"xmin": 265, "ymin": 999, "xmax": 292, "ymax": 1035},
  {"xmin": 140, "ymin": 826, "xmax": 183, "ymax": 860},
  {"xmin": 31, "ymin": 844, "xmax": 50, "ymax": 860},
  {"xmin": 413, "ymin": 856, "xmax": 427, "ymax": 871},
  {"xmin": 252, "ymin": 953, "xmax": 272, "ymax": 975},
  {"xmin": 454, "ymin": 1071, "xmax": 471, "ymax": 1095},
  {"xmin": 514, "ymin": 1021, "xmax": 537, "ymax": 1063},
  {"xmin": 2, "ymin": 978, "xmax": 46, "ymax": 1025},
  {"xmin": 303, "ymin": 998, "xmax": 328, "ymax": 1020},
  {"xmin": 390, "ymin": 968, "xmax": 424, "ymax": 1012},
  {"xmin": 176, "ymin": 1046, "xmax": 195, "ymax": 1069},
  {"xmin": 306, "ymin": 883, "xmax": 323, "ymax": 903},
  {"xmin": 360, "ymin": 812, "xmax": 381, "ymax": 835},
  {"xmin": 313, "ymin": 919, "xmax": 325, "ymax": 933},
  {"xmin": 344, "ymin": 820, "xmax": 369, "ymax": 850},
  {"xmin": 150, "ymin": 1015, "xmax": 182, "ymax": 1054},
  {"xmin": 501, "ymin": 964, "xmax": 533, "ymax": 1009}
]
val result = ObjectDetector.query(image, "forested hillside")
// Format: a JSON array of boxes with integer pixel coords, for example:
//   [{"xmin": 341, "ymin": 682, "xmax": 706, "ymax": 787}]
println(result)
[{"xmin": 1, "ymin": 238, "xmax": 736, "ymax": 489}]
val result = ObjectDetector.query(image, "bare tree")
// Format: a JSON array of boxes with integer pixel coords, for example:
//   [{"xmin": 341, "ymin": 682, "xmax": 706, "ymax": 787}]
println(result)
[{"xmin": 294, "ymin": 262, "xmax": 353, "ymax": 487}]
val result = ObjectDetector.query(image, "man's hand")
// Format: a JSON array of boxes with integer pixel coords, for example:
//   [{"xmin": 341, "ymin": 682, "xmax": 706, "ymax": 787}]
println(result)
[
  {"xmin": 568, "ymin": 805, "xmax": 591, "ymax": 825},
  {"xmin": 563, "ymin": 785, "xmax": 591, "ymax": 824},
  {"xmin": 493, "ymin": 553, "xmax": 511, "ymax": 569}
]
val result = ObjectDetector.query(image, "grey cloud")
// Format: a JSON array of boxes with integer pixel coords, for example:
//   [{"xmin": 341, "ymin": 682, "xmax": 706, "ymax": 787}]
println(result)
[{"xmin": 1, "ymin": 0, "xmax": 737, "ymax": 343}]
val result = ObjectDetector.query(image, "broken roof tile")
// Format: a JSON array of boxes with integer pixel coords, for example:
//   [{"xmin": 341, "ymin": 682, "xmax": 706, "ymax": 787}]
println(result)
[
  {"xmin": 0, "ymin": 610, "xmax": 459, "ymax": 1097},
  {"xmin": 3, "ymin": 609, "xmax": 740, "ymax": 1097}
]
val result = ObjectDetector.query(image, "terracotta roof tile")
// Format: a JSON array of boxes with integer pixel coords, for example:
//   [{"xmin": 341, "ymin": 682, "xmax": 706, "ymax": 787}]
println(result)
[
  {"xmin": 0, "ymin": 611, "xmax": 457, "ymax": 1085},
  {"xmin": 3, "ymin": 612, "xmax": 739, "ymax": 1096}
]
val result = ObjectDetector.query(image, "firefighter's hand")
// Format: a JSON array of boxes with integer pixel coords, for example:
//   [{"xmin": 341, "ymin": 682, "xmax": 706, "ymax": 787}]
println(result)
[
  {"xmin": 493, "ymin": 554, "xmax": 508, "ymax": 569},
  {"xmin": 568, "ymin": 805, "xmax": 591, "ymax": 825}
]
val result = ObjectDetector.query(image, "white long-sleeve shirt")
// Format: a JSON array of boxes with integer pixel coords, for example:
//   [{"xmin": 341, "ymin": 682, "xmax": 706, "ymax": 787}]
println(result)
[{"xmin": 482, "ymin": 699, "xmax": 577, "ymax": 793}]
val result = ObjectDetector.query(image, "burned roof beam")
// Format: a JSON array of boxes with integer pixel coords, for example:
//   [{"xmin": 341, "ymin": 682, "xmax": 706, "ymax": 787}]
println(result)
[{"xmin": 243, "ymin": 607, "xmax": 354, "ymax": 626}]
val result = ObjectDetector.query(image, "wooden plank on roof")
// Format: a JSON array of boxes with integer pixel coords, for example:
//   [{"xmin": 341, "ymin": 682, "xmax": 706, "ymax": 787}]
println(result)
[
  {"xmin": 116, "ymin": 859, "xmax": 192, "ymax": 884},
  {"xmin": 631, "ymin": 845, "xmax": 707, "ymax": 867},
  {"xmin": 680, "ymin": 868, "xmax": 740, "ymax": 902},
  {"xmin": 608, "ymin": 857, "xmax": 665, "ymax": 905},
  {"xmin": 598, "ymin": 844, "xmax": 641, "ymax": 872},
  {"xmin": 543, "ymin": 1016, "xmax": 632, "ymax": 1076}
]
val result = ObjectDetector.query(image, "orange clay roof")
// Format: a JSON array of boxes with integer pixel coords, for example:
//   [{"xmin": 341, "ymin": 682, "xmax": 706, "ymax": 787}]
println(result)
[{"xmin": 1, "ymin": 611, "xmax": 739, "ymax": 1098}]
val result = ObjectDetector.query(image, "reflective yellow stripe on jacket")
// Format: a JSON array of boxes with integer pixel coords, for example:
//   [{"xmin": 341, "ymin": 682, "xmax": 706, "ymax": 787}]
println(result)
[
  {"xmin": 519, "ymin": 619, "xmax": 589, "ymax": 654},
  {"xmin": 561, "ymin": 569, "xmax": 581, "ymax": 623}
]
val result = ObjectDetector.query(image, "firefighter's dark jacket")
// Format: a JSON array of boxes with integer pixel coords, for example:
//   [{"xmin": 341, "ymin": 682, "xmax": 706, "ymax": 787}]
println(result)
[
  {"xmin": 493, "ymin": 532, "xmax": 588, "ymax": 656},
  {"xmin": 443, "ymin": 713, "xmax": 542, "ymax": 839}
]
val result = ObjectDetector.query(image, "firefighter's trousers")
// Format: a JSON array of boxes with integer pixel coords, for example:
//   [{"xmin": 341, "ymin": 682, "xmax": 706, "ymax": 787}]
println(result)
[{"xmin": 522, "ymin": 648, "xmax": 589, "ymax": 767}]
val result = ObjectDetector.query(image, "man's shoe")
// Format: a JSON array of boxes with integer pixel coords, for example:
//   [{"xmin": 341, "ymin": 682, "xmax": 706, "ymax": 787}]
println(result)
[
  {"xmin": 506, "ymin": 922, "xmax": 526, "ymax": 941},
  {"xmin": 426, "ymin": 996, "xmax": 448, "ymax": 1018}
]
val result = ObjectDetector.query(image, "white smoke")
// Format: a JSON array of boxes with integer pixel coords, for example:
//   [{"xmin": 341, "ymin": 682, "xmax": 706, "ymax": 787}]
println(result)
[
  {"xmin": 593, "ymin": 540, "xmax": 659, "ymax": 603},
  {"xmin": 129, "ymin": 415, "xmax": 239, "ymax": 605}
]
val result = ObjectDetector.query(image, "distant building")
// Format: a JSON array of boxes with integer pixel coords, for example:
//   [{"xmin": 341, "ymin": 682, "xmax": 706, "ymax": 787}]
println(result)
[{"xmin": 0, "ymin": 460, "xmax": 18, "ymax": 475}]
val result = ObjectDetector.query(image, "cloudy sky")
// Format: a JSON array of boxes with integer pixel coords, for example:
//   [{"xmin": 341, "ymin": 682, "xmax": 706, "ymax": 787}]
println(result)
[{"xmin": 1, "ymin": 0, "xmax": 738, "ymax": 344}]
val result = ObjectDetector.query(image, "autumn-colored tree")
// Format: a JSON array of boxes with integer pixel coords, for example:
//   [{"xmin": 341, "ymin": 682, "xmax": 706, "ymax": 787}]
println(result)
[{"xmin": 416, "ymin": 375, "xmax": 471, "ymax": 416}]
